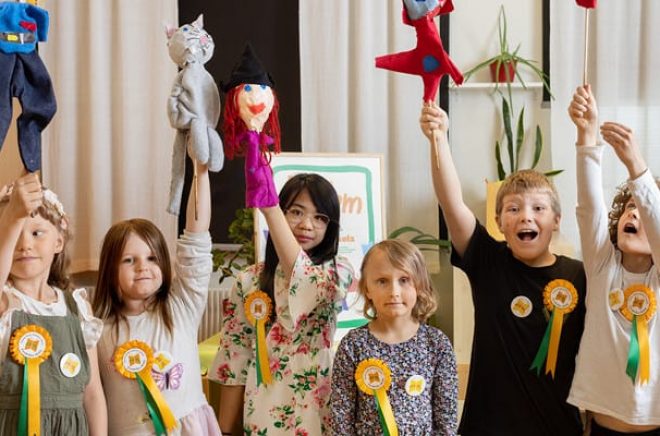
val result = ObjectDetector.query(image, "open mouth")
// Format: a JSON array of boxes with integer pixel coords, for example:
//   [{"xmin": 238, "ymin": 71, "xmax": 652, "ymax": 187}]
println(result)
[
  {"xmin": 517, "ymin": 230, "xmax": 538, "ymax": 241},
  {"xmin": 623, "ymin": 223, "xmax": 637, "ymax": 234}
]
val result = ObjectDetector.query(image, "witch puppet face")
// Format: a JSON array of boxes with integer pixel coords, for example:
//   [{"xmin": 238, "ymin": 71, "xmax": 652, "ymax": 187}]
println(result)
[{"xmin": 236, "ymin": 83, "xmax": 274, "ymax": 132}]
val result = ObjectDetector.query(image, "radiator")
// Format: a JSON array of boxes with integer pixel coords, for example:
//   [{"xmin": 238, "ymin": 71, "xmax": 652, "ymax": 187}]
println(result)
[{"xmin": 197, "ymin": 274, "xmax": 233, "ymax": 341}]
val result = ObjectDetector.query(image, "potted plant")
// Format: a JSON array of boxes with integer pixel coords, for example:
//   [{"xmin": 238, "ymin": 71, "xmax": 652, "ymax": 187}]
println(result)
[
  {"xmin": 463, "ymin": 4, "xmax": 561, "ymax": 181},
  {"xmin": 212, "ymin": 208, "xmax": 255, "ymax": 285}
]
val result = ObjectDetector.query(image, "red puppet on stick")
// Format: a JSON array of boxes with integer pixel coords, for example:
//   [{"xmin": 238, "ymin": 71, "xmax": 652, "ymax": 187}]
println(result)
[
  {"xmin": 221, "ymin": 43, "xmax": 281, "ymax": 209},
  {"xmin": 375, "ymin": 0, "xmax": 463, "ymax": 167},
  {"xmin": 576, "ymin": 0, "xmax": 597, "ymax": 84}
]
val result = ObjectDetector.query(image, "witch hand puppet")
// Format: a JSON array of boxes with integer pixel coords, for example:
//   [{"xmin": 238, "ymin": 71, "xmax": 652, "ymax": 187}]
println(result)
[
  {"xmin": 165, "ymin": 14, "xmax": 224, "ymax": 215},
  {"xmin": 222, "ymin": 43, "xmax": 281, "ymax": 209}
]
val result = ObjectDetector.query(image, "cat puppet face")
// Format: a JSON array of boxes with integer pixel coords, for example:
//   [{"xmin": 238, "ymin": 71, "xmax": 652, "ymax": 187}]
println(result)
[{"xmin": 165, "ymin": 14, "xmax": 214, "ymax": 67}]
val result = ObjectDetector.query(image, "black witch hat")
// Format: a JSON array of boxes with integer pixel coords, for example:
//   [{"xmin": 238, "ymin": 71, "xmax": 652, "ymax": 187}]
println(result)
[{"xmin": 221, "ymin": 43, "xmax": 274, "ymax": 92}]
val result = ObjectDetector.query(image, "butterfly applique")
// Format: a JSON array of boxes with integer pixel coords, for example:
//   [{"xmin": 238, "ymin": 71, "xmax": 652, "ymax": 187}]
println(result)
[{"xmin": 152, "ymin": 363, "xmax": 184, "ymax": 391}]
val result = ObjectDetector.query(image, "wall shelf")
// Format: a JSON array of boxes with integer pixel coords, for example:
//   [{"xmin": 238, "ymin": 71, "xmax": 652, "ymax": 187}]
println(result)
[{"xmin": 449, "ymin": 82, "xmax": 544, "ymax": 91}]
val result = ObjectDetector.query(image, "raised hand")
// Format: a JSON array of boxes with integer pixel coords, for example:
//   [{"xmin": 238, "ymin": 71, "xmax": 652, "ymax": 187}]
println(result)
[
  {"xmin": 419, "ymin": 102, "xmax": 449, "ymax": 142},
  {"xmin": 600, "ymin": 122, "xmax": 647, "ymax": 179},
  {"xmin": 568, "ymin": 84, "xmax": 598, "ymax": 145},
  {"xmin": 4, "ymin": 173, "xmax": 43, "ymax": 220}
]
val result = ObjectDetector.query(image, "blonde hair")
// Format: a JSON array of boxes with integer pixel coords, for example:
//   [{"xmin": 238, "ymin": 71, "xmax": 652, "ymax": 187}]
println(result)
[
  {"xmin": 1, "ymin": 189, "xmax": 73, "ymax": 291},
  {"xmin": 495, "ymin": 169, "xmax": 561, "ymax": 218},
  {"xmin": 359, "ymin": 240, "xmax": 437, "ymax": 322}
]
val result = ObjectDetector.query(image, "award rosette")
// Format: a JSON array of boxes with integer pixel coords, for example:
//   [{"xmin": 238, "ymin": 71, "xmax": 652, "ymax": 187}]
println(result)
[
  {"xmin": 244, "ymin": 290, "xmax": 273, "ymax": 386},
  {"xmin": 620, "ymin": 284, "xmax": 656, "ymax": 385},
  {"xmin": 114, "ymin": 340, "xmax": 177, "ymax": 434},
  {"xmin": 10, "ymin": 325, "xmax": 52, "ymax": 436},
  {"xmin": 355, "ymin": 358, "xmax": 398, "ymax": 436},
  {"xmin": 531, "ymin": 279, "xmax": 578, "ymax": 377}
]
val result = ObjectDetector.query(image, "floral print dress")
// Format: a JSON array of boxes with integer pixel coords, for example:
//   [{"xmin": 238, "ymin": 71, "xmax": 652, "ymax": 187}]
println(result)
[{"xmin": 209, "ymin": 251, "xmax": 355, "ymax": 435}]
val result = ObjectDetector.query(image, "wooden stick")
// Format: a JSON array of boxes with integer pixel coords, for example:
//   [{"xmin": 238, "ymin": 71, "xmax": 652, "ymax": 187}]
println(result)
[
  {"xmin": 431, "ymin": 129, "xmax": 440, "ymax": 169},
  {"xmin": 193, "ymin": 159, "xmax": 199, "ymax": 221},
  {"xmin": 583, "ymin": 8, "xmax": 590, "ymax": 85}
]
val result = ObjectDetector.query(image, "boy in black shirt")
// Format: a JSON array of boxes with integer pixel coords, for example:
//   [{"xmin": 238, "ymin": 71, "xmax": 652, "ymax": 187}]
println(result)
[{"xmin": 419, "ymin": 103, "xmax": 586, "ymax": 436}]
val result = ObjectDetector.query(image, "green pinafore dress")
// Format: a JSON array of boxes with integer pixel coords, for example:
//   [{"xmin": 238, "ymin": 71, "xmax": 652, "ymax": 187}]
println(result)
[{"xmin": 0, "ymin": 291, "xmax": 91, "ymax": 435}]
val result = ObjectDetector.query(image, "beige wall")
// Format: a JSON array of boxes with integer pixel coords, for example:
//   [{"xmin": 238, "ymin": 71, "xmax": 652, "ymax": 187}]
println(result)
[{"xmin": 0, "ymin": 100, "xmax": 25, "ymax": 187}]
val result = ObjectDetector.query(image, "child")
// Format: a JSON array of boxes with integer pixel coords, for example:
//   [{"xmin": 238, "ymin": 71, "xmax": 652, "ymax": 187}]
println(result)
[
  {"xmin": 208, "ymin": 173, "xmax": 356, "ymax": 435},
  {"xmin": 419, "ymin": 103, "xmax": 587, "ymax": 436},
  {"xmin": 329, "ymin": 239, "xmax": 458, "ymax": 435},
  {"xmin": 0, "ymin": 173, "xmax": 107, "ymax": 435},
  {"xmin": 92, "ymin": 162, "xmax": 220, "ymax": 435},
  {"xmin": 567, "ymin": 85, "xmax": 660, "ymax": 435}
]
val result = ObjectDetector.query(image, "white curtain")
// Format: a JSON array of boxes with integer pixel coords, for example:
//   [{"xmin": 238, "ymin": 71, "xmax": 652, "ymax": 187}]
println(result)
[
  {"xmin": 40, "ymin": 1, "xmax": 178, "ymax": 271},
  {"xmin": 299, "ymin": 1, "xmax": 441, "ymax": 265},
  {"xmin": 551, "ymin": 0, "xmax": 660, "ymax": 253}
]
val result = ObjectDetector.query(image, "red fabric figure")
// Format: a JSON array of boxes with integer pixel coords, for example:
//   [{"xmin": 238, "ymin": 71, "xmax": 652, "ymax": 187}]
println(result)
[
  {"xmin": 375, "ymin": 0, "xmax": 463, "ymax": 101},
  {"xmin": 576, "ymin": 0, "xmax": 597, "ymax": 8}
]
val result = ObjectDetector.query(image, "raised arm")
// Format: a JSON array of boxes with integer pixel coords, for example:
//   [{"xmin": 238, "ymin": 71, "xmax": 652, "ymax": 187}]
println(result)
[
  {"xmin": 185, "ymin": 161, "xmax": 210, "ymax": 233},
  {"xmin": 0, "ymin": 174, "xmax": 43, "ymax": 290},
  {"xmin": 259, "ymin": 206, "xmax": 300, "ymax": 278},
  {"xmin": 419, "ymin": 102, "xmax": 475, "ymax": 257}
]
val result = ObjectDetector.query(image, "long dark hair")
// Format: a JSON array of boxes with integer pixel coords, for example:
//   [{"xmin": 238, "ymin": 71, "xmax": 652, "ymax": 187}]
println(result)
[
  {"xmin": 92, "ymin": 219, "xmax": 174, "ymax": 337},
  {"xmin": 259, "ymin": 174, "xmax": 340, "ymax": 306}
]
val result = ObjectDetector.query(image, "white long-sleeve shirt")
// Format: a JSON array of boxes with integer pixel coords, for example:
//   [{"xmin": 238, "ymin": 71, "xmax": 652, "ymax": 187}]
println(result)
[{"xmin": 568, "ymin": 145, "xmax": 660, "ymax": 424}]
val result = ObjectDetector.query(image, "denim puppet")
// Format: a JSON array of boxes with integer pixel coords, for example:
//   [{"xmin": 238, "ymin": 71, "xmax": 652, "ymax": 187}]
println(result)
[{"xmin": 0, "ymin": 1, "xmax": 56, "ymax": 172}]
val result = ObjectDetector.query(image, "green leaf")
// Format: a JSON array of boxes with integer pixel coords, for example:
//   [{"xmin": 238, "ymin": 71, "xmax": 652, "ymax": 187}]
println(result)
[
  {"xmin": 387, "ymin": 226, "xmax": 422, "ymax": 239},
  {"xmin": 532, "ymin": 125, "xmax": 543, "ymax": 169},
  {"xmin": 514, "ymin": 107, "xmax": 525, "ymax": 171},
  {"xmin": 502, "ymin": 98, "xmax": 514, "ymax": 174},
  {"xmin": 544, "ymin": 169, "xmax": 564, "ymax": 177},
  {"xmin": 495, "ymin": 140, "xmax": 506, "ymax": 181}
]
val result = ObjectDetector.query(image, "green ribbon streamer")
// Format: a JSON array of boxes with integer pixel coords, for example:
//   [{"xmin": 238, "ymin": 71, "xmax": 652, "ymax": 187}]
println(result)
[
  {"xmin": 530, "ymin": 310, "xmax": 555, "ymax": 375},
  {"xmin": 373, "ymin": 391, "xmax": 391, "ymax": 436},
  {"xmin": 626, "ymin": 315, "xmax": 640, "ymax": 383},
  {"xmin": 337, "ymin": 319, "xmax": 369, "ymax": 329},
  {"xmin": 17, "ymin": 365, "xmax": 28, "ymax": 436},
  {"xmin": 255, "ymin": 339, "xmax": 263, "ymax": 386},
  {"xmin": 136, "ymin": 374, "xmax": 167, "ymax": 436}
]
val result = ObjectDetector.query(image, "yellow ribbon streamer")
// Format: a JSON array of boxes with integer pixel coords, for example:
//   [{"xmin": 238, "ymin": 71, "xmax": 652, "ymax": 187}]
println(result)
[
  {"xmin": 245, "ymin": 291, "xmax": 273, "ymax": 386},
  {"xmin": 375, "ymin": 388, "xmax": 399, "ymax": 436},
  {"xmin": 27, "ymin": 358, "xmax": 40, "ymax": 436},
  {"xmin": 114, "ymin": 340, "xmax": 178, "ymax": 432},
  {"xmin": 638, "ymin": 318, "xmax": 650, "ymax": 384},
  {"xmin": 546, "ymin": 307, "xmax": 565, "ymax": 377},
  {"xmin": 138, "ymin": 367, "xmax": 178, "ymax": 431},
  {"xmin": 256, "ymin": 318, "xmax": 272, "ymax": 385},
  {"xmin": 10, "ymin": 325, "xmax": 52, "ymax": 436}
]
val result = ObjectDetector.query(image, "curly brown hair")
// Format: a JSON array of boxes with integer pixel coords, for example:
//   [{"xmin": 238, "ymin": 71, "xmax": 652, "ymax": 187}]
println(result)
[
  {"xmin": 608, "ymin": 177, "xmax": 660, "ymax": 248},
  {"xmin": 359, "ymin": 240, "xmax": 438, "ymax": 323}
]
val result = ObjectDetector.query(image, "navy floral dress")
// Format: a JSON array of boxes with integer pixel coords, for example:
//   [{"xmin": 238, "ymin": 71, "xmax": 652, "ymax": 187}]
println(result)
[{"xmin": 330, "ymin": 324, "xmax": 458, "ymax": 436}]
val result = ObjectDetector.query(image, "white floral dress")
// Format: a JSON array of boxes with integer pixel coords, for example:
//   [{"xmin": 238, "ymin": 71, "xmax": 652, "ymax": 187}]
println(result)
[{"xmin": 209, "ymin": 251, "xmax": 355, "ymax": 435}]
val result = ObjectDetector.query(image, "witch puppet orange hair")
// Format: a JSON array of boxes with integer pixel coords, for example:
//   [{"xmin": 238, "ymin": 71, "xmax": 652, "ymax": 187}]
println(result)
[{"xmin": 221, "ymin": 43, "xmax": 281, "ymax": 208}]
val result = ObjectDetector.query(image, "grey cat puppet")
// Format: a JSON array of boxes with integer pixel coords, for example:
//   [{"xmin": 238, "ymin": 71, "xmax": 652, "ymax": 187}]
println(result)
[{"xmin": 165, "ymin": 14, "xmax": 224, "ymax": 214}]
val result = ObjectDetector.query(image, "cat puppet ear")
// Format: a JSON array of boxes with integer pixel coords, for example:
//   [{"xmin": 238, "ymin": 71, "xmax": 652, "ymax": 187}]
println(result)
[
  {"xmin": 164, "ymin": 22, "xmax": 177, "ymax": 39},
  {"xmin": 193, "ymin": 14, "xmax": 204, "ymax": 29}
]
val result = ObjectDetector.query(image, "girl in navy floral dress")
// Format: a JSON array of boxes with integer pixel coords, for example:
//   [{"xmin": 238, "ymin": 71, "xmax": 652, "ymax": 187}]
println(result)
[{"xmin": 330, "ymin": 240, "xmax": 457, "ymax": 436}]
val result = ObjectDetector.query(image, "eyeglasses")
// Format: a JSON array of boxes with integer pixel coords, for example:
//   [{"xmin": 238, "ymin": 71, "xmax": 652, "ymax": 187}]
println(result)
[{"xmin": 284, "ymin": 206, "xmax": 331, "ymax": 229}]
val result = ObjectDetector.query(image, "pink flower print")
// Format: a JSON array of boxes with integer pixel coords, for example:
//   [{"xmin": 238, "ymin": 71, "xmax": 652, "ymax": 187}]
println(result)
[
  {"xmin": 296, "ymin": 342, "xmax": 310, "ymax": 354},
  {"xmin": 321, "ymin": 325, "xmax": 332, "ymax": 348},
  {"xmin": 269, "ymin": 358, "xmax": 281, "ymax": 373},
  {"xmin": 313, "ymin": 380, "xmax": 331, "ymax": 408},
  {"xmin": 295, "ymin": 429, "xmax": 309, "ymax": 436},
  {"xmin": 215, "ymin": 363, "xmax": 232, "ymax": 383},
  {"xmin": 269, "ymin": 324, "xmax": 287, "ymax": 345},
  {"xmin": 222, "ymin": 299, "xmax": 234, "ymax": 317}
]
